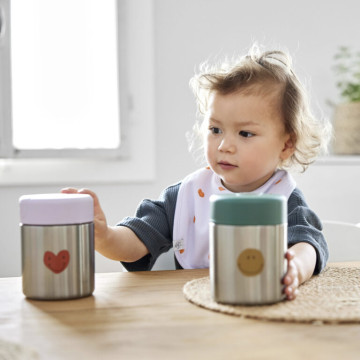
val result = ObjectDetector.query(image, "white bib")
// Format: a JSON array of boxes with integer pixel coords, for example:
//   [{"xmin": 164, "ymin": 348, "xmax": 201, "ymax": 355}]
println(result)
[{"xmin": 173, "ymin": 167, "xmax": 296, "ymax": 269}]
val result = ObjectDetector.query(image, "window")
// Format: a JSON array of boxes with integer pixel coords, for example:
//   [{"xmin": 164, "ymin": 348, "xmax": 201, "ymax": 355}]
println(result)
[
  {"xmin": 0, "ymin": 0, "xmax": 155, "ymax": 185},
  {"xmin": 3, "ymin": 0, "xmax": 124, "ymax": 157}
]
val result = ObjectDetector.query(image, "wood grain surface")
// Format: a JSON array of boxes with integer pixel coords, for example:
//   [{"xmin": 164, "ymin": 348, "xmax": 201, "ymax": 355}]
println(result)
[{"xmin": 0, "ymin": 265, "xmax": 359, "ymax": 359}]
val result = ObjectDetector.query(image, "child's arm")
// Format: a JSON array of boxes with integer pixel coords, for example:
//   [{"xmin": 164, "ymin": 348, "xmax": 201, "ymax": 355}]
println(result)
[
  {"xmin": 96, "ymin": 225, "xmax": 149, "ymax": 262},
  {"xmin": 283, "ymin": 242, "xmax": 317, "ymax": 300},
  {"xmin": 61, "ymin": 188, "xmax": 149, "ymax": 262}
]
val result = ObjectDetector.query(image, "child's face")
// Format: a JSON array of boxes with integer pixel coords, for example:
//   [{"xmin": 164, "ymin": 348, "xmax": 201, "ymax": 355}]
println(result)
[{"xmin": 205, "ymin": 91, "xmax": 294, "ymax": 193}]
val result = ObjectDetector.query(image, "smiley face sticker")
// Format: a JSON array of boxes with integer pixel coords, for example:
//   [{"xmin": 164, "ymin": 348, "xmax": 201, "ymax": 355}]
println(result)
[{"xmin": 237, "ymin": 248, "xmax": 264, "ymax": 276}]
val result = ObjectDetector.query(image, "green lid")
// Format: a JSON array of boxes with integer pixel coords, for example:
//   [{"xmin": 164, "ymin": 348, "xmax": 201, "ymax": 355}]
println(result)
[{"xmin": 210, "ymin": 194, "xmax": 286, "ymax": 226}]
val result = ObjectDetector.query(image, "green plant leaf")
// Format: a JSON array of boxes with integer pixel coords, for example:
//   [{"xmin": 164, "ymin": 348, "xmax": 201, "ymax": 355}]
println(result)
[{"xmin": 332, "ymin": 46, "xmax": 360, "ymax": 102}]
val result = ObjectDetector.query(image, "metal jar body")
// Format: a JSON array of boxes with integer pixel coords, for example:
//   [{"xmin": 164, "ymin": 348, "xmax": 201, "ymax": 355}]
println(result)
[
  {"xmin": 210, "ymin": 222, "xmax": 287, "ymax": 305},
  {"xmin": 21, "ymin": 223, "xmax": 94, "ymax": 300}
]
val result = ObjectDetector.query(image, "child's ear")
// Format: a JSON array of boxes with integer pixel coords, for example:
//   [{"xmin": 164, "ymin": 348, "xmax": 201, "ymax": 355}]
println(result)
[{"xmin": 280, "ymin": 133, "xmax": 295, "ymax": 161}]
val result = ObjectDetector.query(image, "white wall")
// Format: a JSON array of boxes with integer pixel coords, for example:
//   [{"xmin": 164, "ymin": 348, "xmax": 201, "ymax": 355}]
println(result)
[{"xmin": 1, "ymin": 0, "xmax": 360, "ymax": 277}]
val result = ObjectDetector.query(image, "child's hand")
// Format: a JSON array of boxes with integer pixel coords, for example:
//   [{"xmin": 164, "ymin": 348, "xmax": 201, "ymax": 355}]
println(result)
[
  {"xmin": 283, "ymin": 250, "xmax": 300, "ymax": 301},
  {"xmin": 61, "ymin": 188, "xmax": 109, "ymax": 248},
  {"xmin": 62, "ymin": 188, "xmax": 148, "ymax": 262}
]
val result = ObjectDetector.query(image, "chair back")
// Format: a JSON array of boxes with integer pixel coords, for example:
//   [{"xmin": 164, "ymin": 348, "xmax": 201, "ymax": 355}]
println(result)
[
  {"xmin": 152, "ymin": 249, "xmax": 176, "ymax": 271},
  {"xmin": 322, "ymin": 220, "xmax": 360, "ymax": 262}
]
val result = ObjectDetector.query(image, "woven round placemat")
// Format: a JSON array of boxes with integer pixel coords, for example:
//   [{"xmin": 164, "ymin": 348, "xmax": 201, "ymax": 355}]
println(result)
[
  {"xmin": 0, "ymin": 339, "xmax": 39, "ymax": 360},
  {"xmin": 183, "ymin": 265, "xmax": 360, "ymax": 324}
]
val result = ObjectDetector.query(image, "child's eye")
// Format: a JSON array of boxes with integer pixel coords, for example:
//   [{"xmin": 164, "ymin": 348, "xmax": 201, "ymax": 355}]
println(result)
[
  {"xmin": 209, "ymin": 127, "xmax": 222, "ymax": 134},
  {"xmin": 239, "ymin": 131, "xmax": 254, "ymax": 138}
]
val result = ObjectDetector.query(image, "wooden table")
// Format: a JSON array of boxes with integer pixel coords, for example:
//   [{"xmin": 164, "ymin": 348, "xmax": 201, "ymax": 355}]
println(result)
[{"xmin": 1, "ymin": 264, "xmax": 360, "ymax": 360}]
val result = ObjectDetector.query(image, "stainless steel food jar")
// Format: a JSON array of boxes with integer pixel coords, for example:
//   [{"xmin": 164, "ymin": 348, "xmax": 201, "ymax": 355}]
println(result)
[
  {"xmin": 210, "ymin": 194, "xmax": 287, "ymax": 305},
  {"xmin": 19, "ymin": 194, "xmax": 95, "ymax": 300}
]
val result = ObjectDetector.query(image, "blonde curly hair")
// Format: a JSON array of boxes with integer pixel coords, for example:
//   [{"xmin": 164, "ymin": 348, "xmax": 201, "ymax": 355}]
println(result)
[{"xmin": 189, "ymin": 45, "xmax": 332, "ymax": 172}]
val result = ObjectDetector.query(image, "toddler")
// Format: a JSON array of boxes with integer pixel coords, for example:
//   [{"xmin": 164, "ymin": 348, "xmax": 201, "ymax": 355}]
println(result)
[{"xmin": 63, "ymin": 45, "xmax": 331, "ymax": 301}]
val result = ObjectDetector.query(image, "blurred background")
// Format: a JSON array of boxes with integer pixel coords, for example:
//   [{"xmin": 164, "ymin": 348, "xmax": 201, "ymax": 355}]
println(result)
[{"xmin": 1, "ymin": 0, "xmax": 359, "ymax": 277}]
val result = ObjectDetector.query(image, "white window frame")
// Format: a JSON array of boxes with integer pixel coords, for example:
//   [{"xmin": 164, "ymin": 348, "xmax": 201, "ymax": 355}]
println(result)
[{"xmin": 0, "ymin": 0, "xmax": 155, "ymax": 185}]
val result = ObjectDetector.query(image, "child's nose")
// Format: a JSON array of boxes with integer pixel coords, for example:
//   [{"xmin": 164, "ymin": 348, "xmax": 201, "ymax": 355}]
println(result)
[{"xmin": 218, "ymin": 136, "xmax": 236, "ymax": 153}]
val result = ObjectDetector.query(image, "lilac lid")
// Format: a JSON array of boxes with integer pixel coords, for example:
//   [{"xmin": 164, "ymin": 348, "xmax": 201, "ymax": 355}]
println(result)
[{"xmin": 19, "ymin": 194, "xmax": 94, "ymax": 225}]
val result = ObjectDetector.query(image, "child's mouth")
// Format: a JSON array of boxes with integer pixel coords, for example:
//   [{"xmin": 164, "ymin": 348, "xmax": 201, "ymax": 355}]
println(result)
[{"xmin": 218, "ymin": 161, "xmax": 237, "ymax": 170}]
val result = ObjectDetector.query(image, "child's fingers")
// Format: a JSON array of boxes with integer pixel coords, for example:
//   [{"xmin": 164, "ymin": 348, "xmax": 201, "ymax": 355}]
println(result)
[
  {"xmin": 61, "ymin": 188, "xmax": 100, "ymax": 208},
  {"xmin": 283, "ymin": 256, "xmax": 300, "ymax": 300},
  {"xmin": 285, "ymin": 249, "xmax": 295, "ymax": 261},
  {"xmin": 61, "ymin": 187, "xmax": 79, "ymax": 194},
  {"xmin": 284, "ymin": 266, "xmax": 299, "ymax": 288},
  {"xmin": 61, "ymin": 188, "xmax": 108, "ymax": 244},
  {"xmin": 61, "ymin": 188, "xmax": 104, "ymax": 218},
  {"xmin": 77, "ymin": 190, "xmax": 108, "ymax": 230},
  {"xmin": 285, "ymin": 286, "xmax": 299, "ymax": 301},
  {"xmin": 77, "ymin": 188, "xmax": 102, "ymax": 211},
  {"xmin": 283, "ymin": 257, "xmax": 296, "ymax": 285}
]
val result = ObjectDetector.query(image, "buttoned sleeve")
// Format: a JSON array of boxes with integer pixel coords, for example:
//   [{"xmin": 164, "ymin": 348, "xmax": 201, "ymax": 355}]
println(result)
[
  {"xmin": 287, "ymin": 188, "xmax": 328, "ymax": 274},
  {"xmin": 118, "ymin": 183, "xmax": 180, "ymax": 271}
]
